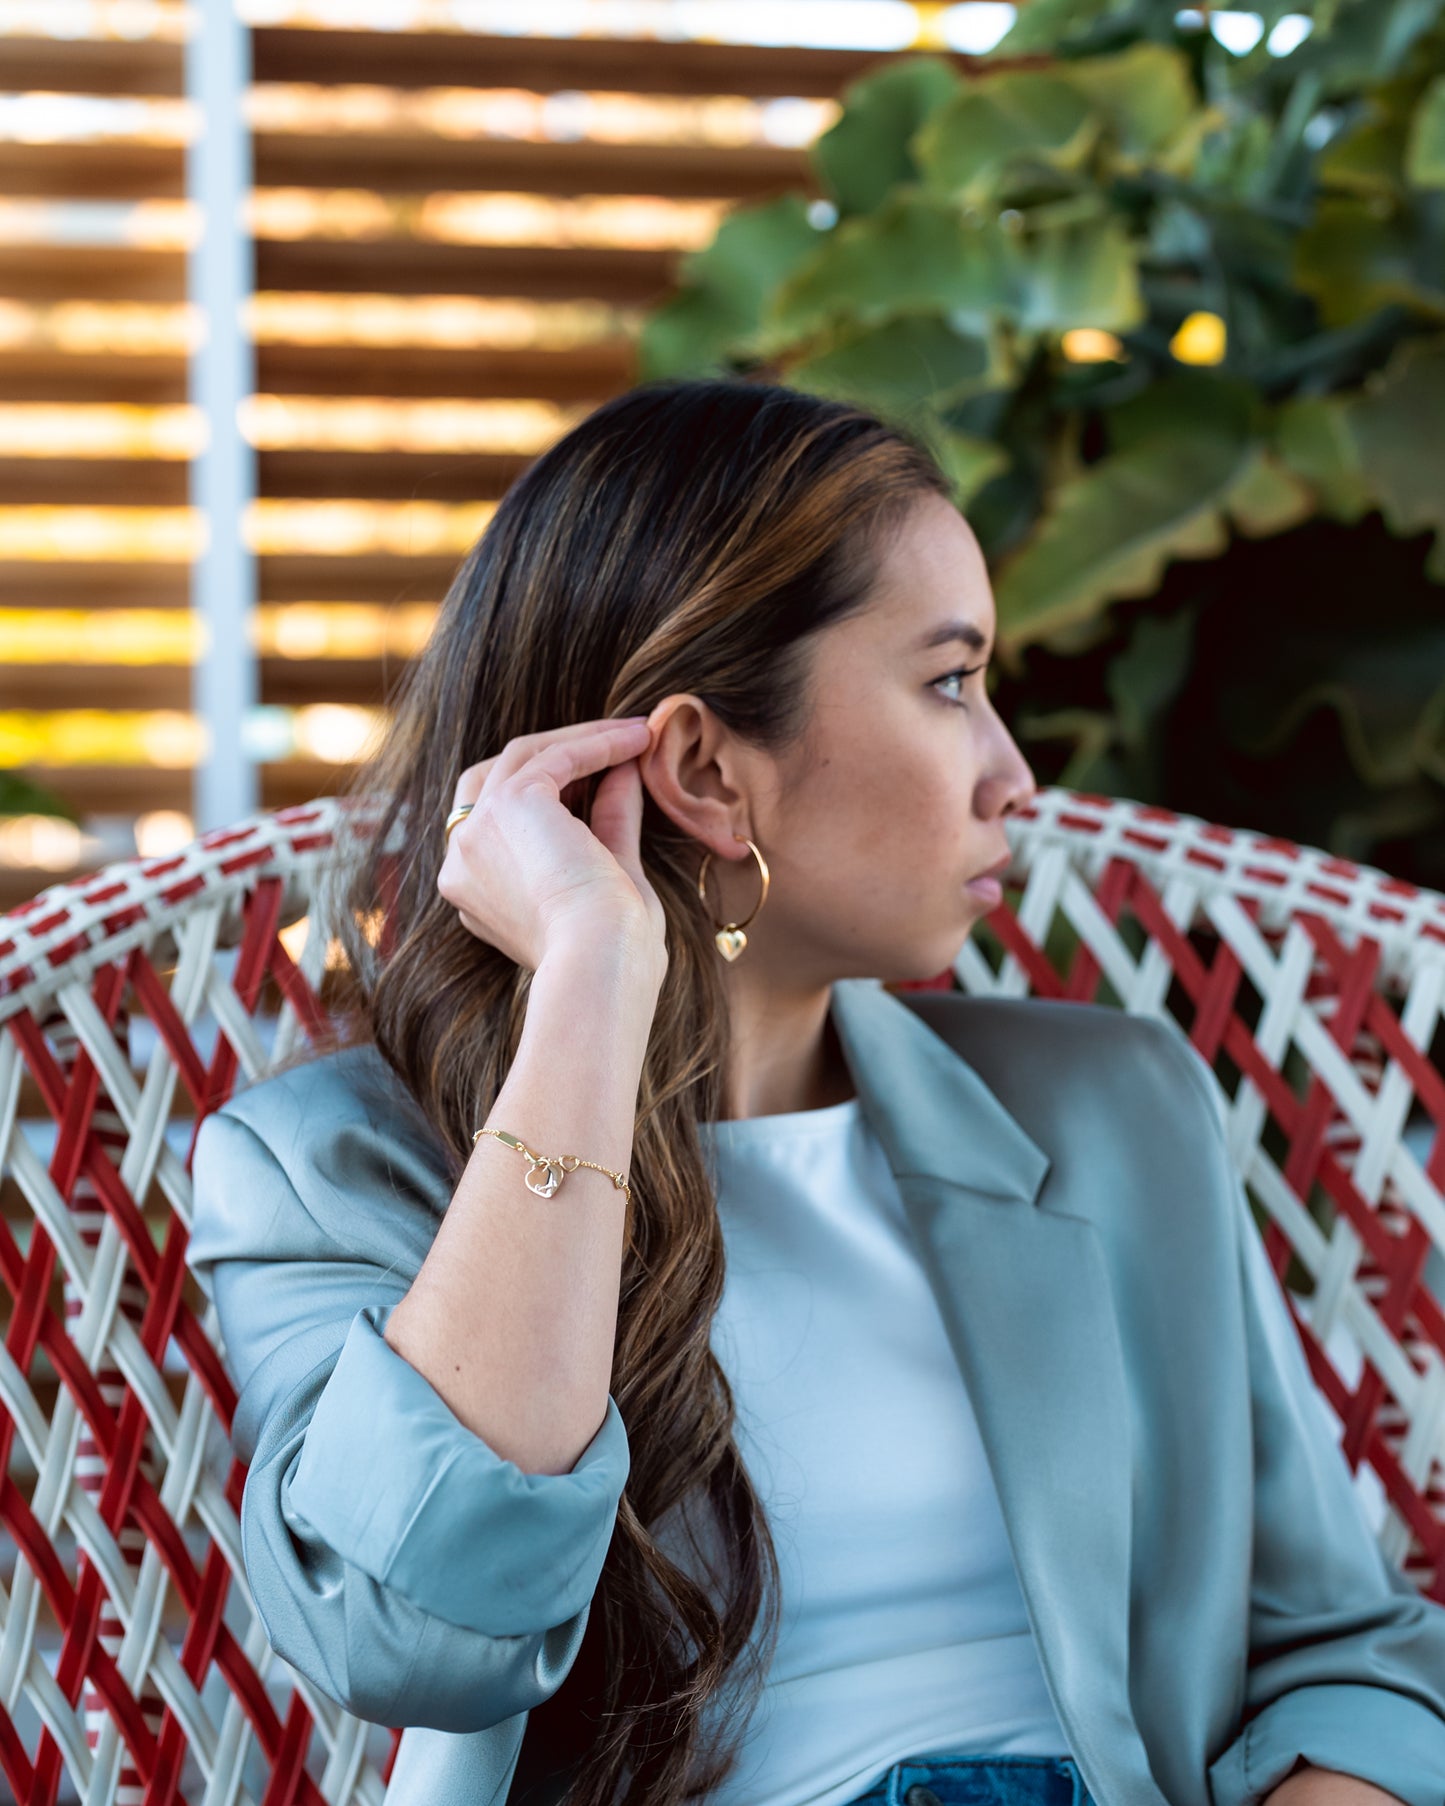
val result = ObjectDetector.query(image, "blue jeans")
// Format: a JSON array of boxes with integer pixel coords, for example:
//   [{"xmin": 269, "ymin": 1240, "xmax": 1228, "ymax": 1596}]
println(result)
[{"xmin": 842, "ymin": 1754, "xmax": 1097, "ymax": 1806}]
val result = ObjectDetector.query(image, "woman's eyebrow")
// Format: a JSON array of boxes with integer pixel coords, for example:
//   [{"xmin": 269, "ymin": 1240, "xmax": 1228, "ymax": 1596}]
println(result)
[{"xmin": 914, "ymin": 619, "xmax": 992, "ymax": 654}]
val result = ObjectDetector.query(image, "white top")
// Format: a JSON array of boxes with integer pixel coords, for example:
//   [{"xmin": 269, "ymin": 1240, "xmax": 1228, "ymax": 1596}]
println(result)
[{"xmin": 656, "ymin": 1094, "xmax": 1073, "ymax": 1806}]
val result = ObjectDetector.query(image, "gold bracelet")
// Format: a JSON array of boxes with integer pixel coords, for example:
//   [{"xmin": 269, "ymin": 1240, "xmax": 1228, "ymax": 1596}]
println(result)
[{"xmin": 473, "ymin": 1126, "xmax": 632, "ymax": 1205}]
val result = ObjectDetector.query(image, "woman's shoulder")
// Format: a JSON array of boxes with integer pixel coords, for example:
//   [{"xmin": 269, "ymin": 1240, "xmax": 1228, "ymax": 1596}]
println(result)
[
  {"xmin": 899, "ymin": 987, "xmax": 1205, "ymax": 1080},
  {"xmin": 895, "ymin": 988, "xmax": 1226, "ymax": 1152},
  {"xmin": 191, "ymin": 1041, "xmax": 455, "ymax": 1269},
  {"xmin": 215, "ymin": 1040, "xmax": 424, "ymax": 1140}
]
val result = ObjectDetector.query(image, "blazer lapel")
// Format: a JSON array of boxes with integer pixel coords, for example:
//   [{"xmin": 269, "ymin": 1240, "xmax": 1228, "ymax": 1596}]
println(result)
[{"xmin": 829, "ymin": 978, "xmax": 1166, "ymax": 1806}]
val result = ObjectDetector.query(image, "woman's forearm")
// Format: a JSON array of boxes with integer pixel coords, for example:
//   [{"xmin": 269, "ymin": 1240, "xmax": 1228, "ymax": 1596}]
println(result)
[{"xmin": 382, "ymin": 931, "xmax": 662, "ymax": 1476}]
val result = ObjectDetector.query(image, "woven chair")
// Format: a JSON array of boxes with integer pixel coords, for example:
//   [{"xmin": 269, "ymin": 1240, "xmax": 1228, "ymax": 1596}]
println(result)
[{"xmin": 0, "ymin": 786, "xmax": 1442, "ymax": 1806}]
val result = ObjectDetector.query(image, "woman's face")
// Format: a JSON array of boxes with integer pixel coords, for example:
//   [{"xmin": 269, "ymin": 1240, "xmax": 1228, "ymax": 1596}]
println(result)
[{"xmin": 643, "ymin": 489, "xmax": 1038, "ymax": 988}]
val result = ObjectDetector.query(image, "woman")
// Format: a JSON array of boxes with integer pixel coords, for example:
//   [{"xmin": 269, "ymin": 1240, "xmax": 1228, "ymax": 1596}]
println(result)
[{"xmin": 187, "ymin": 379, "xmax": 1445, "ymax": 1806}]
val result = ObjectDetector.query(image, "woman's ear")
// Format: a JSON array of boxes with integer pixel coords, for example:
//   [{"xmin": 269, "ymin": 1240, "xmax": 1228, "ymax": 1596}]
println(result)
[{"xmin": 636, "ymin": 695, "xmax": 751, "ymax": 857}]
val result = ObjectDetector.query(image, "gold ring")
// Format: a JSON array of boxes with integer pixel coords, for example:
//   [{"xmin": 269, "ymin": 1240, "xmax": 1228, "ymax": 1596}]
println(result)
[{"xmin": 444, "ymin": 802, "xmax": 474, "ymax": 846}]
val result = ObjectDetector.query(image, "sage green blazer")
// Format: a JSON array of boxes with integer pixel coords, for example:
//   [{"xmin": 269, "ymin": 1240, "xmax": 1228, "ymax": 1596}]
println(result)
[{"xmin": 186, "ymin": 977, "xmax": 1445, "ymax": 1806}]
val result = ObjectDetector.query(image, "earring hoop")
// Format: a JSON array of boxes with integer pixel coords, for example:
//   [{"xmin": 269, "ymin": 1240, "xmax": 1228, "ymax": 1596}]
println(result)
[{"xmin": 697, "ymin": 836, "xmax": 770, "ymax": 963}]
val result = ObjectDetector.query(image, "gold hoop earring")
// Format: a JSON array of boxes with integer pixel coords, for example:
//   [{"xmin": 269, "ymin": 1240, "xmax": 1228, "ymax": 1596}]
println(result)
[{"xmin": 697, "ymin": 836, "xmax": 770, "ymax": 963}]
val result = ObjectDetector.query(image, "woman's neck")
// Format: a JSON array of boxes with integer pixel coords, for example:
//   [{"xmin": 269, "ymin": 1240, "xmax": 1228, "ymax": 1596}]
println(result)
[{"xmin": 721, "ymin": 987, "xmax": 857, "ymax": 1118}]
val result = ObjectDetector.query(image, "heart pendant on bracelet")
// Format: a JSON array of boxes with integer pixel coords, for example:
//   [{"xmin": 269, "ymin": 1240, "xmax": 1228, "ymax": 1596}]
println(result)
[
  {"xmin": 715, "ymin": 928, "xmax": 747, "ymax": 961},
  {"xmin": 525, "ymin": 1158, "xmax": 564, "ymax": 1197}
]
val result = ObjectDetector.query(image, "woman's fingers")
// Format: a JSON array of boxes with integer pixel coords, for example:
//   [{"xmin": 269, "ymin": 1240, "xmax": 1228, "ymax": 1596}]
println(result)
[
  {"xmin": 511, "ymin": 721, "xmax": 653, "ymax": 803},
  {"xmin": 438, "ymin": 715, "xmax": 662, "ymax": 971},
  {"xmin": 586, "ymin": 747, "xmax": 646, "ymax": 874},
  {"xmin": 451, "ymin": 716, "xmax": 649, "ymax": 812}
]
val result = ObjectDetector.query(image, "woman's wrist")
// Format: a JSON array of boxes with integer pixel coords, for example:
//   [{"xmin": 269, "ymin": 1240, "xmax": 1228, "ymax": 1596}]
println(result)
[
  {"xmin": 529, "ymin": 928, "xmax": 665, "ymax": 1060},
  {"xmin": 538, "ymin": 920, "xmax": 667, "ymax": 1003}
]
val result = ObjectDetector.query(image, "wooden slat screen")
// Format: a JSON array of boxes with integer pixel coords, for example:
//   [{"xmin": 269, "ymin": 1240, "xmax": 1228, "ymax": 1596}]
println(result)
[
  {"xmin": 0, "ymin": 3, "xmax": 991, "ymax": 915},
  {"xmin": 2, "ymin": 4, "xmax": 192, "ymax": 910}
]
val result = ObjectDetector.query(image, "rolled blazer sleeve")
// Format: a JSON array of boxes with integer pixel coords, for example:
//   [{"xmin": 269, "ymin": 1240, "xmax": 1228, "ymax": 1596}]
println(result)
[
  {"xmin": 1153, "ymin": 1026, "xmax": 1445, "ymax": 1806},
  {"xmin": 187, "ymin": 1101, "xmax": 631, "ymax": 1733}
]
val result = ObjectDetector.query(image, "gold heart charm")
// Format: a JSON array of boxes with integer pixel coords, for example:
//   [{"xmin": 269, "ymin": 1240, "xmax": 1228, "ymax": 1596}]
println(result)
[
  {"xmin": 524, "ymin": 1158, "xmax": 564, "ymax": 1197},
  {"xmin": 715, "ymin": 927, "xmax": 747, "ymax": 961}
]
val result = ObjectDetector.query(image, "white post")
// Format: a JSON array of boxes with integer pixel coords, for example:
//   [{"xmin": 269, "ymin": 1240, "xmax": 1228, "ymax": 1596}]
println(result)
[{"xmin": 187, "ymin": 0, "xmax": 258, "ymax": 831}]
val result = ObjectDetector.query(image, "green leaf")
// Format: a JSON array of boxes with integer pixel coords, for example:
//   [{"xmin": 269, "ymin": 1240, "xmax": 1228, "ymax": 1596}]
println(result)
[
  {"xmin": 1011, "ymin": 706, "xmax": 1119, "ymax": 792},
  {"xmin": 1283, "ymin": 0, "xmax": 1445, "ymax": 98},
  {"xmin": 767, "ymin": 192, "xmax": 1145, "ymax": 344},
  {"xmin": 914, "ymin": 72, "xmax": 1097, "ymax": 204},
  {"xmin": 1106, "ymin": 372, "xmax": 1257, "ymax": 454},
  {"xmin": 636, "ymin": 195, "xmax": 822, "ymax": 379},
  {"xmin": 786, "ymin": 313, "xmax": 1002, "ymax": 413},
  {"xmin": 1320, "ymin": 109, "xmax": 1409, "ymax": 195},
  {"xmin": 930, "ymin": 427, "xmax": 1012, "ymax": 507},
  {"xmin": 993, "ymin": 0, "xmax": 1122, "ymax": 54},
  {"xmin": 1016, "ymin": 215, "xmax": 1144, "ymax": 331},
  {"xmin": 1223, "ymin": 628, "xmax": 1445, "ymax": 787},
  {"xmin": 1295, "ymin": 195, "xmax": 1445, "ymax": 326},
  {"xmin": 1065, "ymin": 43, "xmax": 1202, "ymax": 170},
  {"xmin": 1222, "ymin": 450, "xmax": 1316, "ymax": 536},
  {"xmin": 766, "ymin": 193, "xmax": 1015, "ymax": 340},
  {"xmin": 1147, "ymin": 196, "xmax": 1212, "ymax": 262},
  {"xmin": 1274, "ymin": 395, "xmax": 1373, "ymax": 519},
  {"xmin": 1406, "ymin": 74, "xmax": 1445, "ymax": 186},
  {"xmin": 916, "ymin": 46, "xmax": 1202, "ymax": 201},
  {"xmin": 1346, "ymin": 332, "xmax": 1445, "ymax": 569},
  {"xmin": 812, "ymin": 56, "xmax": 962, "ymax": 216},
  {"xmin": 992, "ymin": 378, "xmax": 1256, "ymax": 644},
  {"xmin": 1107, "ymin": 608, "xmax": 1199, "ymax": 753}
]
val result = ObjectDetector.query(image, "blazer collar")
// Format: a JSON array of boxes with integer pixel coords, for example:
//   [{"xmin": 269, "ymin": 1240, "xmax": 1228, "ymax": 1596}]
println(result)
[
  {"xmin": 828, "ymin": 976, "xmax": 1052, "ymax": 1204},
  {"xmin": 827, "ymin": 975, "xmax": 1166, "ymax": 1806}
]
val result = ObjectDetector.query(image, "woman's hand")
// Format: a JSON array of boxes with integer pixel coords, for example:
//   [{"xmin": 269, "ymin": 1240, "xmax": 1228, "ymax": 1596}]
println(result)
[
  {"xmin": 437, "ymin": 715, "xmax": 667, "ymax": 975},
  {"xmin": 1262, "ymin": 1768, "xmax": 1408, "ymax": 1806}
]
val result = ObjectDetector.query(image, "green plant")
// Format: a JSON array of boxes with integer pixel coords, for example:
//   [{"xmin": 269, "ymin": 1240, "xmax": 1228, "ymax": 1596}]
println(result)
[
  {"xmin": 0, "ymin": 772, "xmax": 77, "ymax": 821},
  {"xmin": 640, "ymin": 0, "xmax": 1445, "ymax": 889}
]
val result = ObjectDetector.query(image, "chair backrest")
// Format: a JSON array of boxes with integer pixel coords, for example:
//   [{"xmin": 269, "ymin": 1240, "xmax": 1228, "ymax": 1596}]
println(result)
[{"xmin": 0, "ymin": 786, "xmax": 1441, "ymax": 1805}]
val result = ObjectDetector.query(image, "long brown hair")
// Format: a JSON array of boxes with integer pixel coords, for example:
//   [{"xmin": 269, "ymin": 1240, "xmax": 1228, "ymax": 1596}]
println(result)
[{"xmin": 305, "ymin": 378, "xmax": 951, "ymax": 1806}]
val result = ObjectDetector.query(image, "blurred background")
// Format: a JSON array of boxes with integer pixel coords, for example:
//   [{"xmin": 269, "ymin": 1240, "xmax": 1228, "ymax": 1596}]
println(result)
[
  {"xmin": 2, "ymin": 0, "xmax": 1443, "ymax": 915},
  {"xmin": 2, "ymin": 13, "xmax": 1443, "ymax": 1768}
]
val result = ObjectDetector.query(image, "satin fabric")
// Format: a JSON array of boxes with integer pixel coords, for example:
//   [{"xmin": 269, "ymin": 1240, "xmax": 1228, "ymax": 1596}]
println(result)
[{"xmin": 186, "ymin": 977, "xmax": 1445, "ymax": 1806}]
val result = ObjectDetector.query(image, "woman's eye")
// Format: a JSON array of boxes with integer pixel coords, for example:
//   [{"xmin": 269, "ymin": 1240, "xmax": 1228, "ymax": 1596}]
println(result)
[{"xmin": 933, "ymin": 663, "xmax": 988, "ymax": 707}]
